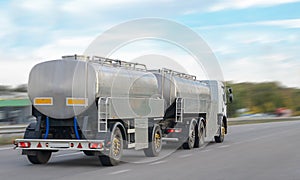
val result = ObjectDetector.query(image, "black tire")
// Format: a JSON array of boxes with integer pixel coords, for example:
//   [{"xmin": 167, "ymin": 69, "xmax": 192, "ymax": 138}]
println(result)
[
  {"xmin": 99, "ymin": 126, "xmax": 123, "ymax": 166},
  {"xmin": 144, "ymin": 124, "xmax": 162, "ymax": 157},
  {"xmin": 215, "ymin": 119, "xmax": 225, "ymax": 143},
  {"xmin": 27, "ymin": 151, "xmax": 52, "ymax": 164},
  {"xmin": 194, "ymin": 121, "xmax": 205, "ymax": 148},
  {"xmin": 83, "ymin": 151, "xmax": 95, "ymax": 156},
  {"xmin": 182, "ymin": 120, "xmax": 197, "ymax": 149}
]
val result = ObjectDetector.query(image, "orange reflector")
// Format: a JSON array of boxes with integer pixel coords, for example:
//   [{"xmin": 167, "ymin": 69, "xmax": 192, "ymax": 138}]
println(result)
[
  {"xmin": 77, "ymin": 143, "xmax": 82, "ymax": 149},
  {"xmin": 89, "ymin": 142, "xmax": 103, "ymax": 149},
  {"xmin": 18, "ymin": 142, "xmax": 31, "ymax": 148},
  {"xmin": 37, "ymin": 142, "xmax": 42, "ymax": 148},
  {"xmin": 66, "ymin": 98, "xmax": 87, "ymax": 106},
  {"xmin": 34, "ymin": 97, "xmax": 53, "ymax": 105}
]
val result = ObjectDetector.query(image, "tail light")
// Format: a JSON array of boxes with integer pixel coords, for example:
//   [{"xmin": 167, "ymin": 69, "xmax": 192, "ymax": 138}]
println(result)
[
  {"xmin": 89, "ymin": 142, "xmax": 103, "ymax": 149},
  {"xmin": 18, "ymin": 142, "xmax": 31, "ymax": 148}
]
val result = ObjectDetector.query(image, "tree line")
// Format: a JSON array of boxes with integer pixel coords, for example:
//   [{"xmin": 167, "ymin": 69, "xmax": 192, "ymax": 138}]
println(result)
[
  {"xmin": 227, "ymin": 82, "xmax": 300, "ymax": 117},
  {"xmin": 0, "ymin": 84, "xmax": 27, "ymax": 93}
]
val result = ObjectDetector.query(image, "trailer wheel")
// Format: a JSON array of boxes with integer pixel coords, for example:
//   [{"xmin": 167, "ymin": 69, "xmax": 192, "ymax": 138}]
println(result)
[
  {"xmin": 99, "ymin": 126, "xmax": 123, "ymax": 166},
  {"xmin": 182, "ymin": 119, "xmax": 197, "ymax": 149},
  {"xmin": 144, "ymin": 124, "xmax": 162, "ymax": 157},
  {"xmin": 194, "ymin": 120, "xmax": 205, "ymax": 148},
  {"xmin": 27, "ymin": 151, "xmax": 52, "ymax": 164},
  {"xmin": 215, "ymin": 119, "xmax": 225, "ymax": 143}
]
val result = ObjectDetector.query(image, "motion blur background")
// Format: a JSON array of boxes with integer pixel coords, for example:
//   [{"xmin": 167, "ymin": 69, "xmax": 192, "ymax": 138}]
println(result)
[{"xmin": 1, "ymin": 0, "xmax": 300, "ymax": 127}]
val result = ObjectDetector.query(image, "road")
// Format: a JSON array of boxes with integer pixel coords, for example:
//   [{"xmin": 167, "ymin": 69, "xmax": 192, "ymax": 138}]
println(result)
[{"xmin": 1, "ymin": 120, "xmax": 300, "ymax": 180}]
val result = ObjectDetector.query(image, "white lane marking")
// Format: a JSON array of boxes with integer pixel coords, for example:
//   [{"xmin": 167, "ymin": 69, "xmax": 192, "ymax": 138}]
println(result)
[
  {"xmin": 0, "ymin": 147, "xmax": 13, "ymax": 151},
  {"xmin": 54, "ymin": 152, "xmax": 82, "ymax": 158},
  {"xmin": 109, "ymin": 169, "xmax": 131, "ymax": 175},
  {"xmin": 218, "ymin": 145, "xmax": 230, "ymax": 149},
  {"xmin": 179, "ymin": 154, "xmax": 192, "ymax": 158},
  {"xmin": 148, "ymin": 160, "xmax": 167, "ymax": 166}
]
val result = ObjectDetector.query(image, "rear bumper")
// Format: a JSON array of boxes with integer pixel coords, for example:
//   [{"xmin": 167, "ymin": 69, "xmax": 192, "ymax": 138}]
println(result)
[{"xmin": 14, "ymin": 139, "xmax": 106, "ymax": 151}]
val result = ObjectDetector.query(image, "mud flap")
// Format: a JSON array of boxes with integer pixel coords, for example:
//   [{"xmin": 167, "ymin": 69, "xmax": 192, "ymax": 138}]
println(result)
[{"xmin": 135, "ymin": 118, "xmax": 148, "ymax": 150}]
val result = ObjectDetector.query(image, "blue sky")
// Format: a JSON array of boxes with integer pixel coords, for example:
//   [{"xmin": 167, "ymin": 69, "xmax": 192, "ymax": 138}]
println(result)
[{"xmin": 0, "ymin": 0, "xmax": 300, "ymax": 87}]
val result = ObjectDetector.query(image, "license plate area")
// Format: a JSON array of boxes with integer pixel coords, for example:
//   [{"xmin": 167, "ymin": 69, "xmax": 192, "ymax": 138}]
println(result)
[{"xmin": 49, "ymin": 142, "xmax": 69, "ymax": 148}]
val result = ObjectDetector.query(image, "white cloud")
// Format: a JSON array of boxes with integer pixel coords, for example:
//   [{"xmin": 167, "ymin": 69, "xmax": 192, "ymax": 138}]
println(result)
[
  {"xmin": 221, "ymin": 54, "xmax": 300, "ymax": 88},
  {"xmin": 209, "ymin": 0, "xmax": 300, "ymax": 11},
  {"xmin": 107, "ymin": 40, "xmax": 208, "ymax": 79},
  {"xmin": 14, "ymin": 0, "xmax": 55, "ymax": 12},
  {"xmin": 0, "ymin": 11, "xmax": 15, "ymax": 38},
  {"xmin": 0, "ymin": 58, "xmax": 37, "ymax": 85},
  {"xmin": 0, "ymin": 35, "xmax": 95, "ymax": 85},
  {"xmin": 33, "ymin": 36, "xmax": 94, "ymax": 59},
  {"xmin": 197, "ymin": 18, "xmax": 300, "ymax": 30},
  {"xmin": 60, "ymin": 0, "xmax": 152, "ymax": 14},
  {"xmin": 260, "ymin": 19, "xmax": 300, "ymax": 29},
  {"xmin": 226, "ymin": 31, "xmax": 288, "ymax": 45},
  {"xmin": 212, "ymin": 46, "xmax": 237, "ymax": 55}
]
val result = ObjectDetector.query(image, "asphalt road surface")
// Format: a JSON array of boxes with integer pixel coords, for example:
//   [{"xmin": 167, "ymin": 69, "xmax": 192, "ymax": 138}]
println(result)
[{"xmin": 1, "ymin": 120, "xmax": 300, "ymax": 180}]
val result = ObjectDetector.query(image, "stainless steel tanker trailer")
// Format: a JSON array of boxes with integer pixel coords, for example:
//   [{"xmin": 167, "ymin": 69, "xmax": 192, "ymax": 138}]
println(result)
[{"xmin": 14, "ymin": 55, "xmax": 233, "ymax": 166}]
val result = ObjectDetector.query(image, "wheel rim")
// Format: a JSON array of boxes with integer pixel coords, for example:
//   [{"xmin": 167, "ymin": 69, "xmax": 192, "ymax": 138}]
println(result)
[
  {"xmin": 199, "ymin": 123, "xmax": 204, "ymax": 145},
  {"xmin": 112, "ymin": 130, "xmax": 122, "ymax": 158},
  {"xmin": 221, "ymin": 121, "xmax": 225, "ymax": 137},
  {"xmin": 221, "ymin": 127, "xmax": 225, "ymax": 136},
  {"xmin": 189, "ymin": 122, "xmax": 196, "ymax": 146},
  {"xmin": 154, "ymin": 130, "xmax": 161, "ymax": 151}
]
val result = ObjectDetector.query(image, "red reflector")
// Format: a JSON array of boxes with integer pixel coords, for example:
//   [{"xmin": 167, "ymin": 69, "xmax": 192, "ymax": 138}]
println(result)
[
  {"xmin": 70, "ymin": 143, "xmax": 74, "ymax": 147},
  {"xmin": 167, "ymin": 128, "xmax": 182, "ymax": 133},
  {"xmin": 77, "ymin": 143, "xmax": 82, "ymax": 149},
  {"xmin": 89, "ymin": 142, "xmax": 103, "ymax": 149},
  {"xmin": 37, "ymin": 142, "xmax": 42, "ymax": 148},
  {"xmin": 167, "ymin": 129, "xmax": 175, "ymax": 133},
  {"xmin": 18, "ymin": 142, "xmax": 31, "ymax": 148}
]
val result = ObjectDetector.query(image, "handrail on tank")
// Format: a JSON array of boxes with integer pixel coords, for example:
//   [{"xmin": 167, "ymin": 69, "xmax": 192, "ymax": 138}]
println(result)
[
  {"xmin": 161, "ymin": 68, "xmax": 197, "ymax": 81},
  {"xmin": 61, "ymin": 55, "xmax": 147, "ymax": 71},
  {"xmin": 62, "ymin": 54, "xmax": 90, "ymax": 61},
  {"xmin": 92, "ymin": 56, "xmax": 147, "ymax": 71}
]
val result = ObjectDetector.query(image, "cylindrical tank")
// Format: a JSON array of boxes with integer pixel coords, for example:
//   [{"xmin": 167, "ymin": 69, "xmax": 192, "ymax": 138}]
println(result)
[
  {"xmin": 172, "ymin": 76, "xmax": 210, "ymax": 101},
  {"xmin": 28, "ymin": 56, "xmax": 159, "ymax": 119},
  {"xmin": 153, "ymin": 70, "xmax": 210, "ymax": 113}
]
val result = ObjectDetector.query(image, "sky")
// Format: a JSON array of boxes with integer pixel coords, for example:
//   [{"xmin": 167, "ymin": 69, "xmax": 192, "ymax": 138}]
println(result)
[{"xmin": 0, "ymin": 0, "xmax": 300, "ymax": 88}]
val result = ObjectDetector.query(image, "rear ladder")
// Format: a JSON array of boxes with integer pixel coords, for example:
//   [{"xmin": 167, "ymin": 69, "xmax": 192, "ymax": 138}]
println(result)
[
  {"xmin": 175, "ymin": 98, "xmax": 184, "ymax": 123},
  {"xmin": 98, "ymin": 97, "xmax": 110, "ymax": 132}
]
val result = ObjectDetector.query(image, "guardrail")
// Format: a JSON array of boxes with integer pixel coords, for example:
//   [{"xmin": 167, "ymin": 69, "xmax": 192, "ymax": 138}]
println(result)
[
  {"xmin": 0, "ymin": 125, "xmax": 27, "ymax": 134},
  {"xmin": 0, "ymin": 117, "xmax": 300, "ymax": 135},
  {"xmin": 228, "ymin": 116, "xmax": 300, "ymax": 125},
  {"xmin": 228, "ymin": 116, "xmax": 300, "ymax": 121}
]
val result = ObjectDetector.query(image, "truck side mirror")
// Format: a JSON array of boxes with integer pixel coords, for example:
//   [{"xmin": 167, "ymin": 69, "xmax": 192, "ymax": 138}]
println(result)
[
  {"xmin": 229, "ymin": 94, "xmax": 233, "ymax": 103},
  {"xmin": 228, "ymin": 88, "xmax": 233, "ymax": 103}
]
